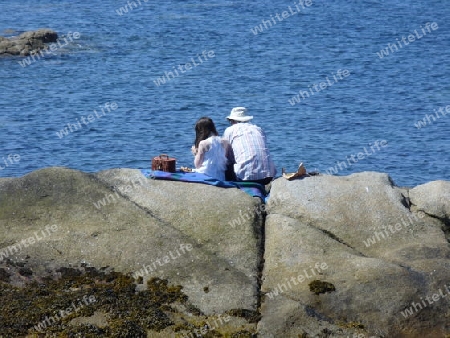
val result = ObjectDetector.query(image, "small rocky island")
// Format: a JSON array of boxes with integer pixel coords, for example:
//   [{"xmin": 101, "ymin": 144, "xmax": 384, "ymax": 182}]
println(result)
[
  {"xmin": 0, "ymin": 28, "xmax": 57, "ymax": 56},
  {"xmin": 0, "ymin": 167, "xmax": 448, "ymax": 337}
]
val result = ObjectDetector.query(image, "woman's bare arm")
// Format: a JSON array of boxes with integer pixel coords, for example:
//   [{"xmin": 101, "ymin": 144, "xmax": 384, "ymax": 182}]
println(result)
[{"xmin": 194, "ymin": 139, "xmax": 211, "ymax": 169}]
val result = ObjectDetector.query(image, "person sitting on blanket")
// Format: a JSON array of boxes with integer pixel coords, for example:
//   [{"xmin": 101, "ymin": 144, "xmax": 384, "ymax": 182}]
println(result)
[
  {"xmin": 190, "ymin": 117, "xmax": 235, "ymax": 181},
  {"xmin": 223, "ymin": 107, "xmax": 277, "ymax": 185}
]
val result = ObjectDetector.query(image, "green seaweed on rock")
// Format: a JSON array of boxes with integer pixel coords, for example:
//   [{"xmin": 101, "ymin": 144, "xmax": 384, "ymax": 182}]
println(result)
[
  {"xmin": 225, "ymin": 309, "xmax": 260, "ymax": 323},
  {"xmin": 308, "ymin": 280, "xmax": 336, "ymax": 295},
  {"xmin": 0, "ymin": 264, "xmax": 258, "ymax": 337},
  {"xmin": 0, "ymin": 265, "xmax": 185, "ymax": 337}
]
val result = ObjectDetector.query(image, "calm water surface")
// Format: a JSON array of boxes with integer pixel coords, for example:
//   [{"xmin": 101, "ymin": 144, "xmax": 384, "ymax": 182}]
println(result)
[{"xmin": 0, "ymin": 0, "xmax": 449, "ymax": 187}]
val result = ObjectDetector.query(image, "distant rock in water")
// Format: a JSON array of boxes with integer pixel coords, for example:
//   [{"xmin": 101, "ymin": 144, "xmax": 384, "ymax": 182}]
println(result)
[{"xmin": 0, "ymin": 28, "xmax": 57, "ymax": 56}]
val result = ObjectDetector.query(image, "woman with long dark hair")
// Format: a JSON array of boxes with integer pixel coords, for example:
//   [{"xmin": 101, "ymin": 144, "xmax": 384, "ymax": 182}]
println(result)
[{"xmin": 191, "ymin": 117, "xmax": 234, "ymax": 181}]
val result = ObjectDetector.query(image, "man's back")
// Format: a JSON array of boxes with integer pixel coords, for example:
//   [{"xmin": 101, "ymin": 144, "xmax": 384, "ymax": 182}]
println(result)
[{"xmin": 223, "ymin": 122, "xmax": 276, "ymax": 181}]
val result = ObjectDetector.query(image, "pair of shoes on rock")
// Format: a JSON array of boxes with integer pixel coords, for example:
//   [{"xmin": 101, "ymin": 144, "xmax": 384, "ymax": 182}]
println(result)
[{"xmin": 282, "ymin": 163, "xmax": 308, "ymax": 181}]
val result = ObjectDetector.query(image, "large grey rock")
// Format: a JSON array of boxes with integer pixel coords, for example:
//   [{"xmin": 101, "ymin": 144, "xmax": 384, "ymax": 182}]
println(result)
[
  {"xmin": 409, "ymin": 180, "xmax": 450, "ymax": 220},
  {"xmin": 0, "ymin": 167, "xmax": 262, "ymax": 319},
  {"xmin": 95, "ymin": 168, "xmax": 262, "ymax": 279},
  {"xmin": 2, "ymin": 167, "xmax": 449, "ymax": 337},
  {"xmin": 259, "ymin": 172, "xmax": 450, "ymax": 337}
]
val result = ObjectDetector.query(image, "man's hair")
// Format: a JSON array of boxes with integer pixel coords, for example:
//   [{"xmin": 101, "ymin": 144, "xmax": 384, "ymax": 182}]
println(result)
[{"xmin": 194, "ymin": 117, "xmax": 218, "ymax": 148}]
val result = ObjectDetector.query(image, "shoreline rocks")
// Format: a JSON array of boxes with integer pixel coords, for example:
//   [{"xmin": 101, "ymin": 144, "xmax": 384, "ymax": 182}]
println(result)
[
  {"xmin": 0, "ymin": 167, "xmax": 448, "ymax": 337},
  {"xmin": 260, "ymin": 172, "xmax": 450, "ymax": 337},
  {"xmin": 0, "ymin": 28, "xmax": 57, "ymax": 56},
  {"xmin": 0, "ymin": 167, "xmax": 262, "ymax": 336}
]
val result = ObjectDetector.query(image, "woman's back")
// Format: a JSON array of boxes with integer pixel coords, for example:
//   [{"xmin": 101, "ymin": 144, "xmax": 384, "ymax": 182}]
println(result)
[{"xmin": 195, "ymin": 136, "xmax": 227, "ymax": 180}]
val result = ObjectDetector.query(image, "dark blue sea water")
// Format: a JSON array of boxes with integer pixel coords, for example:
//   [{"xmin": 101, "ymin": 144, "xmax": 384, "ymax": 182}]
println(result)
[{"xmin": 0, "ymin": 0, "xmax": 449, "ymax": 187}]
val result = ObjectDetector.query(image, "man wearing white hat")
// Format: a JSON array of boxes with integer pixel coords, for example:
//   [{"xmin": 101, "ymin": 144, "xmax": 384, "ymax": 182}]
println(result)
[{"xmin": 223, "ymin": 107, "xmax": 277, "ymax": 185}]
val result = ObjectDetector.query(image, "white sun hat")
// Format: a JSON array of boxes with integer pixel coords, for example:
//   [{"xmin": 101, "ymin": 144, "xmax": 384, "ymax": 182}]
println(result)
[{"xmin": 226, "ymin": 107, "xmax": 253, "ymax": 122}]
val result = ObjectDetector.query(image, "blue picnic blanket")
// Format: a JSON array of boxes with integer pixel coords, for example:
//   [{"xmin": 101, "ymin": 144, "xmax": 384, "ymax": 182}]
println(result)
[{"xmin": 140, "ymin": 169, "xmax": 267, "ymax": 201}]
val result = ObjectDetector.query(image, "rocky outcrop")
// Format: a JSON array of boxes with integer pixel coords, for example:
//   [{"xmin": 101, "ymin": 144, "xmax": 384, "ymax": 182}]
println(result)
[
  {"xmin": 94, "ymin": 168, "xmax": 263, "ymax": 315},
  {"xmin": 0, "ymin": 168, "xmax": 448, "ymax": 337},
  {"xmin": 409, "ymin": 180, "xmax": 450, "ymax": 220},
  {"xmin": 0, "ymin": 167, "xmax": 262, "ymax": 336},
  {"xmin": 260, "ymin": 172, "xmax": 450, "ymax": 337},
  {"xmin": 0, "ymin": 29, "xmax": 57, "ymax": 56}
]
